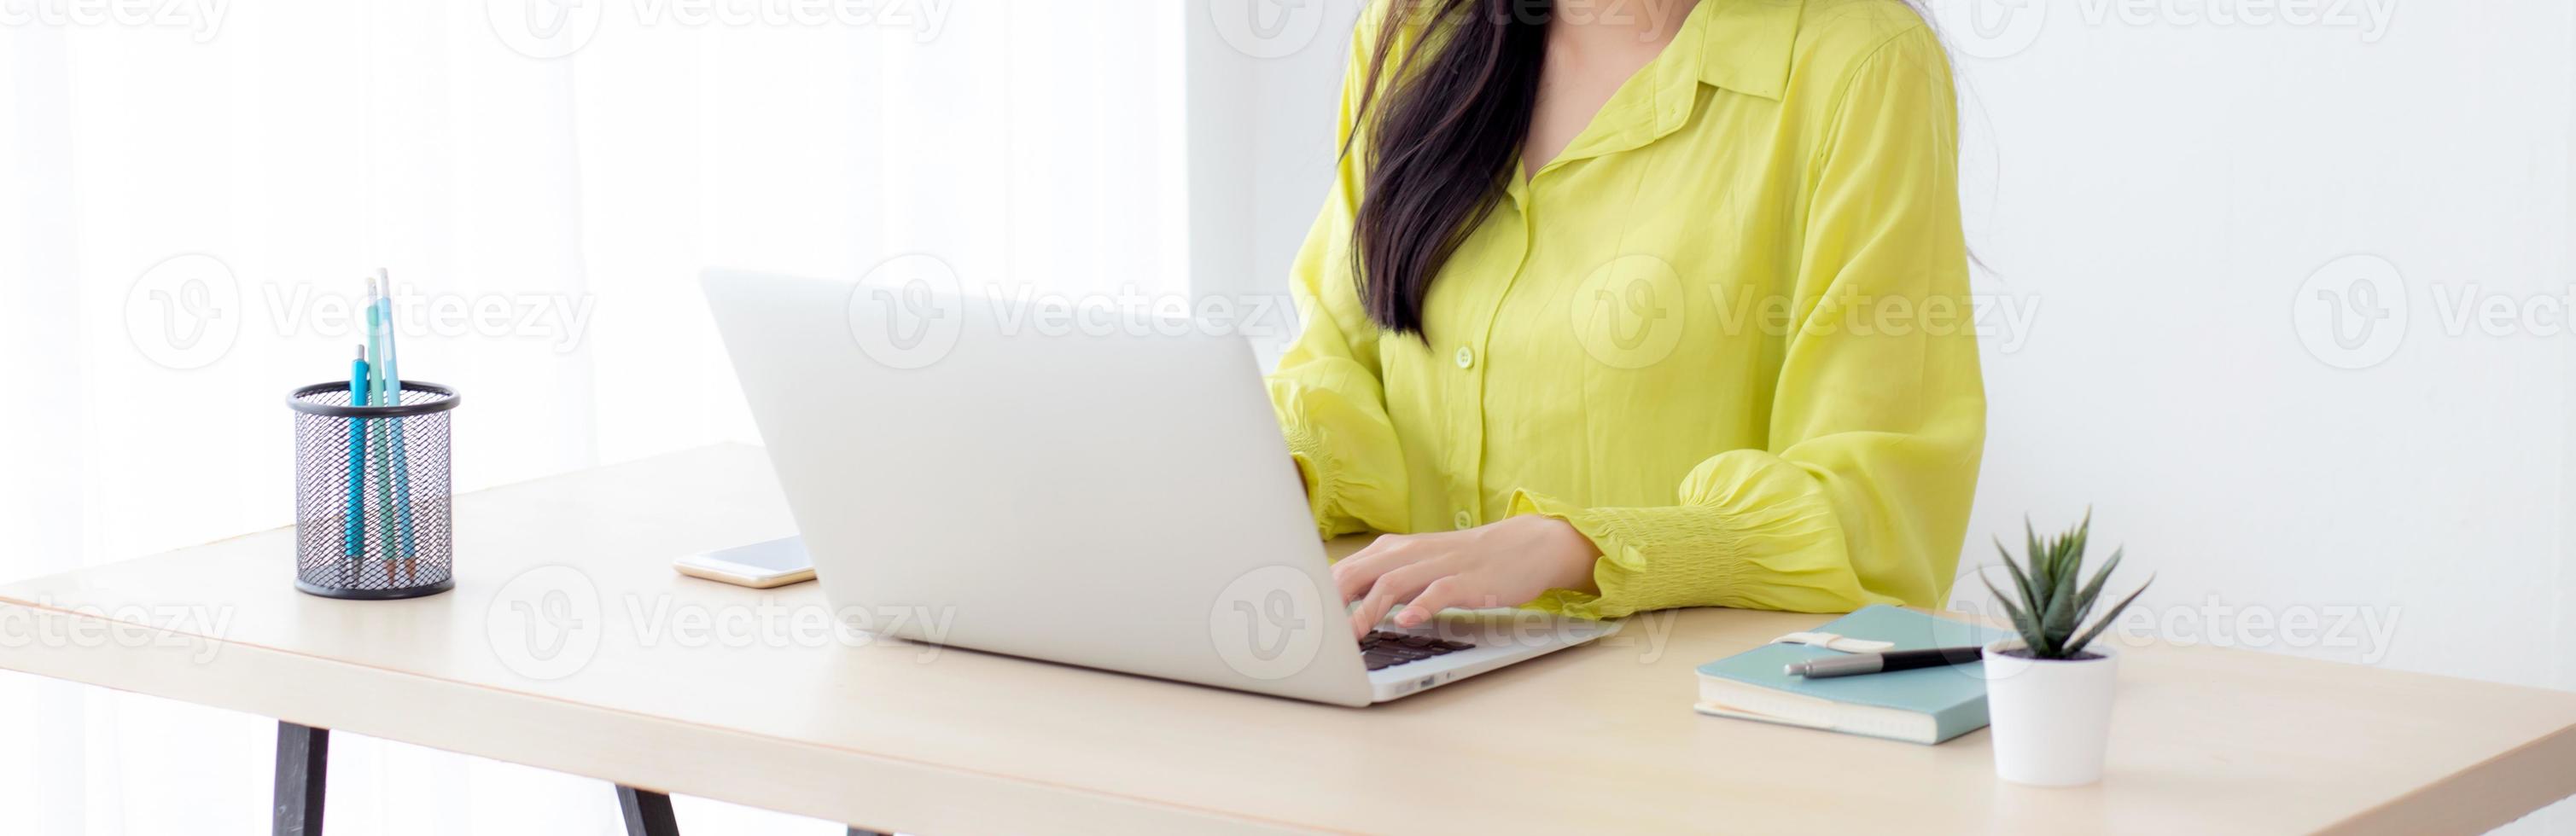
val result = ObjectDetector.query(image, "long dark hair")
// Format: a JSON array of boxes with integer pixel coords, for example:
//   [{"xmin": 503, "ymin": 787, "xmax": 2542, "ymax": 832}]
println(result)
[{"xmin": 1347, "ymin": 0, "xmax": 1549, "ymax": 338}]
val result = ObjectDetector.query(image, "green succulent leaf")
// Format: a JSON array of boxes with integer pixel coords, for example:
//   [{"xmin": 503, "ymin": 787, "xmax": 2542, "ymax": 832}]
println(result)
[
  {"xmin": 1989, "ymin": 510, "xmax": 2146, "ymax": 660},
  {"xmin": 1981, "ymin": 574, "xmax": 2043, "ymax": 646},
  {"xmin": 1996, "ymin": 537, "xmax": 2039, "ymax": 615},
  {"xmin": 2062, "ymin": 507, "xmax": 2093, "ymax": 577},
  {"xmin": 2073, "ymin": 547, "xmax": 2124, "ymax": 616},
  {"xmin": 2036, "ymin": 551, "xmax": 2083, "ymax": 655},
  {"xmin": 2066, "ymin": 572, "xmax": 2155, "ymax": 656}
]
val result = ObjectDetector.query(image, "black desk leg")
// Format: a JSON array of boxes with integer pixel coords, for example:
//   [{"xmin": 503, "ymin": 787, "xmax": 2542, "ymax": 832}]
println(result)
[
  {"xmin": 615, "ymin": 787, "xmax": 890, "ymax": 835},
  {"xmin": 273, "ymin": 722, "xmax": 329, "ymax": 836},
  {"xmin": 616, "ymin": 785, "xmax": 681, "ymax": 836}
]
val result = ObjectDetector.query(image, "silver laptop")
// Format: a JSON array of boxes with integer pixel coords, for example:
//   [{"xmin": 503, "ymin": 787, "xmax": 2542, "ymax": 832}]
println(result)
[{"xmin": 701, "ymin": 268, "xmax": 1619, "ymax": 705}]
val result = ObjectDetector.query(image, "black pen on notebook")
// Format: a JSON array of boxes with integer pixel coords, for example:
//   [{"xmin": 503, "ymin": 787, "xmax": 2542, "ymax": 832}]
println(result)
[{"xmin": 1786, "ymin": 646, "xmax": 1986, "ymax": 678}]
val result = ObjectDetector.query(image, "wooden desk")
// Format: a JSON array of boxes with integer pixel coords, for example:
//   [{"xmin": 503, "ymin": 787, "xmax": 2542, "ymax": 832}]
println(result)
[{"xmin": 3, "ymin": 444, "xmax": 2573, "ymax": 834}]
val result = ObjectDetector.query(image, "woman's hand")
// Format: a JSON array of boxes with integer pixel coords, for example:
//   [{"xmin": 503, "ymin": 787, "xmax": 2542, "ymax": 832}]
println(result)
[{"xmin": 1332, "ymin": 515, "xmax": 1601, "ymax": 637}]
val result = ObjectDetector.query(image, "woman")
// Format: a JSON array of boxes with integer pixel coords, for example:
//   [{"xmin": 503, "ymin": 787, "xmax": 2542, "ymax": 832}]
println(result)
[{"xmin": 1269, "ymin": 0, "xmax": 1985, "ymax": 637}]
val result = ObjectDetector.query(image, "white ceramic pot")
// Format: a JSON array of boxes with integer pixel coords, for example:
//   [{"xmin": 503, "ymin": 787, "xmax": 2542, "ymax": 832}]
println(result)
[{"xmin": 1981, "ymin": 637, "xmax": 2119, "ymax": 787}]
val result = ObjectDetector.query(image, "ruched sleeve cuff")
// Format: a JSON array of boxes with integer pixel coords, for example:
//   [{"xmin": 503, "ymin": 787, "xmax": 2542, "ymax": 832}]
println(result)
[
  {"xmin": 1508, "ymin": 450, "xmax": 1893, "ymax": 620},
  {"xmin": 1267, "ymin": 357, "xmax": 1410, "ymax": 539}
]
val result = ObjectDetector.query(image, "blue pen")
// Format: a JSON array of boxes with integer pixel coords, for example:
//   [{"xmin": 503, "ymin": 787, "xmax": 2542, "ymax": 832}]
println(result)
[
  {"xmin": 364, "ymin": 277, "xmax": 399, "ymax": 579},
  {"xmin": 376, "ymin": 269, "xmax": 419, "ymax": 580},
  {"xmin": 343, "ymin": 345, "xmax": 370, "ymax": 573}
]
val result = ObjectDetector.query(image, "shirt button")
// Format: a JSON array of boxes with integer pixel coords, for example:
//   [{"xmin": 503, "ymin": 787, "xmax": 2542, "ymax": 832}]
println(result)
[
  {"xmin": 1454, "ymin": 346, "xmax": 1474, "ymax": 369},
  {"xmin": 1454, "ymin": 510, "xmax": 1475, "ymax": 530}
]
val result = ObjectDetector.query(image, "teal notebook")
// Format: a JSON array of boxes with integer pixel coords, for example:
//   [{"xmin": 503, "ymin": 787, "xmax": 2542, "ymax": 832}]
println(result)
[{"xmin": 1695, "ymin": 605, "xmax": 2012, "ymax": 745}]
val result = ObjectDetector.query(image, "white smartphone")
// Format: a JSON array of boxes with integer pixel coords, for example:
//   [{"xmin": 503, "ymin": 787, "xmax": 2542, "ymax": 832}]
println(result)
[{"xmin": 673, "ymin": 537, "xmax": 816, "ymax": 589}]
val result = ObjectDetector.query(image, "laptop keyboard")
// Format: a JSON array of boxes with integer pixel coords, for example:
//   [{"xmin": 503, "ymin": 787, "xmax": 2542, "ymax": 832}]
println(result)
[{"xmin": 1360, "ymin": 630, "xmax": 1475, "ymax": 671}]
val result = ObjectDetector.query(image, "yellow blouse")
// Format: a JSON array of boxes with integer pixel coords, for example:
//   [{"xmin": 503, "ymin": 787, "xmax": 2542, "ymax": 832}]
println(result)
[{"xmin": 1268, "ymin": 0, "xmax": 1984, "ymax": 619}]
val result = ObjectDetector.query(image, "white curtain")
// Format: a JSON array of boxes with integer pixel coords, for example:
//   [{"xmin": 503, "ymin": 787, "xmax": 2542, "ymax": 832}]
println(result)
[{"xmin": 0, "ymin": 1, "xmax": 1187, "ymax": 833}]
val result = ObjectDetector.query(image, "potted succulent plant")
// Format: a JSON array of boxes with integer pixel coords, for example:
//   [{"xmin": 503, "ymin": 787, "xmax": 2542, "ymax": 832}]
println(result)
[{"xmin": 1979, "ymin": 511, "xmax": 2151, "ymax": 787}]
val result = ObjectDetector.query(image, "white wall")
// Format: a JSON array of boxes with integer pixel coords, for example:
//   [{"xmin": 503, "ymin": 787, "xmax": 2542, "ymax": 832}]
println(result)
[
  {"xmin": 1206, "ymin": 3, "xmax": 2574, "ymax": 828},
  {"xmin": 1926, "ymin": 1, "xmax": 2573, "ymax": 685},
  {"xmin": 1184, "ymin": 0, "xmax": 1365, "ymax": 341},
  {"xmin": 1939, "ymin": 9, "xmax": 2573, "ymax": 828},
  {"xmin": 0, "ymin": 3, "xmax": 1192, "ymax": 833}
]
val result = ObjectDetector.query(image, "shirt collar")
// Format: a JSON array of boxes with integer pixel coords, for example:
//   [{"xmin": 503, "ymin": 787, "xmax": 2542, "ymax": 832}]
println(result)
[
  {"xmin": 1527, "ymin": 0, "xmax": 1805, "ymax": 176},
  {"xmin": 1670, "ymin": 0, "xmax": 1804, "ymax": 102}
]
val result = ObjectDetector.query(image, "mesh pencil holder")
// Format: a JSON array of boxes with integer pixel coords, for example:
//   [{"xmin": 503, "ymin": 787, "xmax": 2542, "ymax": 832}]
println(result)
[{"xmin": 287, "ymin": 381, "xmax": 460, "ymax": 600}]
